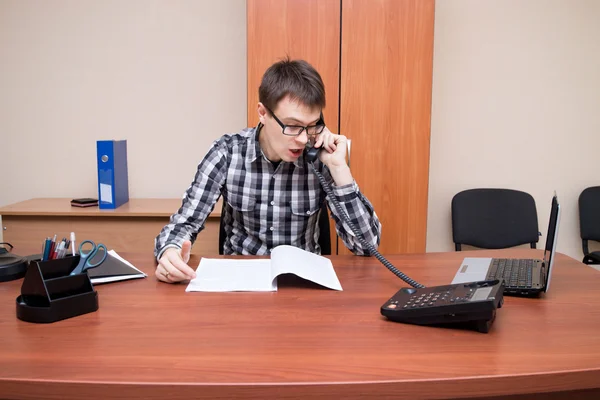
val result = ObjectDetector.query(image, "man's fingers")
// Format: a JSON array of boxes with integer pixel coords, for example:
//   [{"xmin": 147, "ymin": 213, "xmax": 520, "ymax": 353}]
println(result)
[
  {"xmin": 166, "ymin": 251, "xmax": 196, "ymax": 280},
  {"xmin": 156, "ymin": 258, "xmax": 175, "ymax": 282},
  {"xmin": 311, "ymin": 136, "xmax": 322, "ymax": 149},
  {"xmin": 181, "ymin": 240, "xmax": 192, "ymax": 263},
  {"xmin": 324, "ymin": 132, "xmax": 337, "ymax": 153}
]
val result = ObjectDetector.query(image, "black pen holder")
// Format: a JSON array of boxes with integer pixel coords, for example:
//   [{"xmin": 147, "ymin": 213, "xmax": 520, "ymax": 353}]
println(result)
[{"xmin": 16, "ymin": 255, "xmax": 99, "ymax": 323}]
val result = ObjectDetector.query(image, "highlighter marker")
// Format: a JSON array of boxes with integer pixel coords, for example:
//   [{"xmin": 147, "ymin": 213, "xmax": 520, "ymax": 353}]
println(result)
[{"xmin": 71, "ymin": 232, "xmax": 76, "ymax": 256}]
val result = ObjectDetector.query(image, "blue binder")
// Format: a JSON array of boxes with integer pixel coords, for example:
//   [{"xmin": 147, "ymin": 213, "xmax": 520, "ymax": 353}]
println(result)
[{"xmin": 96, "ymin": 140, "xmax": 129, "ymax": 209}]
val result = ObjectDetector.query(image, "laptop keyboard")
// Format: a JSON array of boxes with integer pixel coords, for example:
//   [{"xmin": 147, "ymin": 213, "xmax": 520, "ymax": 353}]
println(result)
[{"xmin": 486, "ymin": 258, "xmax": 534, "ymax": 288}]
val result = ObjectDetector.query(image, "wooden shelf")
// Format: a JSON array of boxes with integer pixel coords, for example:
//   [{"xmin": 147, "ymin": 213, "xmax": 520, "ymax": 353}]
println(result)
[
  {"xmin": 0, "ymin": 198, "xmax": 222, "ymax": 256},
  {"xmin": 0, "ymin": 198, "xmax": 221, "ymax": 218}
]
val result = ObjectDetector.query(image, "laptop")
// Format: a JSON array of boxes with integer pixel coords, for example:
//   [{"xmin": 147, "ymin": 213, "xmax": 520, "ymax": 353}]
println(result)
[{"xmin": 451, "ymin": 193, "xmax": 561, "ymax": 296}]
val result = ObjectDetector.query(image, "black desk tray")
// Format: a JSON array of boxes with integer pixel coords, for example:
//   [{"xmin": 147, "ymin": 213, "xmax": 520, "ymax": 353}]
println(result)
[{"xmin": 16, "ymin": 255, "xmax": 98, "ymax": 323}]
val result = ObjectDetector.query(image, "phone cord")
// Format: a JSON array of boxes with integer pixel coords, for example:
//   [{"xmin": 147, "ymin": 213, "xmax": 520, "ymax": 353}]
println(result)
[{"xmin": 310, "ymin": 163, "xmax": 425, "ymax": 288}]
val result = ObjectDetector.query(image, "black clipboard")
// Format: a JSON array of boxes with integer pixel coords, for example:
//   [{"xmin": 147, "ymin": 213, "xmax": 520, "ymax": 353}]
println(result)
[{"xmin": 87, "ymin": 251, "xmax": 146, "ymax": 284}]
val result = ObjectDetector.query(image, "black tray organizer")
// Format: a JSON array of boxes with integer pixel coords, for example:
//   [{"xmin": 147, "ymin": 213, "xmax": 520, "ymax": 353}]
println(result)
[{"xmin": 16, "ymin": 255, "xmax": 99, "ymax": 323}]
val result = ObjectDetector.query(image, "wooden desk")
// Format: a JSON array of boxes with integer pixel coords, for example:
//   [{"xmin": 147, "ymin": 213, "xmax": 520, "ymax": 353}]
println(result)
[
  {"xmin": 1, "ymin": 249, "xmax": 599, "ymax": 399},
  {"xmin": 0, "ymin": 198, "xmax": 222, "ymax": 257}
]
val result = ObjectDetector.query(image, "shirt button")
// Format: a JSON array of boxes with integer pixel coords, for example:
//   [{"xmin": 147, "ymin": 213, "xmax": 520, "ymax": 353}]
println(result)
[
  {"xmin": 270, "ymin": 201, "xmax": 275, "ymax": 206},
  {"xmin": 269, "ymin": 227, "xmax": 274, "ymax": 231},
  {"xmin": 306, "ymin": 211, "xmax": 311, "ymax": 215}
]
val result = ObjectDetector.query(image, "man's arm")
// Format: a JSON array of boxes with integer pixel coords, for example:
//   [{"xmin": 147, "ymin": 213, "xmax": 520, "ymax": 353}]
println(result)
[
  {"xmin": 313, "ymin": 129, "xmax": 382, "ymax": 255},
  {"xmin": 154, "ymin": 140, "xmax": 228, "ymax": 282},
  {"xmin": 324, "ymin": 176, "xmax": 382, "ymax": 255}
]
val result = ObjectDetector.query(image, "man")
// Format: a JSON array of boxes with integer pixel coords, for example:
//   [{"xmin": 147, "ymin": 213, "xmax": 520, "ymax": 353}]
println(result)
[{"xmin": 154, "ymin": 58, "xmax": 381, "ymax": 283}]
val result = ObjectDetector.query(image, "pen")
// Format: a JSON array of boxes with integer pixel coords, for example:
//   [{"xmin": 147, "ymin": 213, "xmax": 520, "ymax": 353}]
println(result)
[
  {"xmin": 42, "ymin": 238, "xmax": 52, "ymax": 261},
  {"xmin": 49, "ymin": 234, "xmax": 57, "ymax": 260},
  {"xmin": 54, "ymin": 238, "xmax": 64, "ymax": 260},
  {"xmin": 71, "ymin": 232, "xmax": 76, "ymax": 256},
  {"xmin": 61, "ymin": 240, "xmax": 70, "ymax": 259},
  {"xmin": 54, "ymin": 241, "xmax": 64, "ymax": 259}
]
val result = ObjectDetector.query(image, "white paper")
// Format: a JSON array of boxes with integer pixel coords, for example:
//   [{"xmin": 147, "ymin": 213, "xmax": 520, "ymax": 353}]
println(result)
[
  {"xmin": 100, "ymin": 183, "xmax": 113, "ymax": 204},
  {"xmin": 186, "ymin": 258, "xmax": 274, "ymax": 292},
  {"xmin": 185, "ymin": 245, "xmax": 343, "ymax": 292},
  {"xmin": 270, "ymin": 245, "xmax": 343, "ymax": 291}
]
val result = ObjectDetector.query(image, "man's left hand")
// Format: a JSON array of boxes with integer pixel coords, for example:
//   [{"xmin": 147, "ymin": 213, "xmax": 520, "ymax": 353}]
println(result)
[{"xmin": 313, "ymin": 128, "xmax": 348, "ymax": 169}]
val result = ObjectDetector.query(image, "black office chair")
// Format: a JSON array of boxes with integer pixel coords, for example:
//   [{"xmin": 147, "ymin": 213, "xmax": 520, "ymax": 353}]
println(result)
[
  {"xmin": 218, "ymin": 201, "xmax": 331, "ymax": 255},
  {"xmin": 579, "ymin": 186, "xmax": 600, "ymax": 265},
  {"xmin": 451, "ymin": 188, "xmax": 540, "ymax": 251}
]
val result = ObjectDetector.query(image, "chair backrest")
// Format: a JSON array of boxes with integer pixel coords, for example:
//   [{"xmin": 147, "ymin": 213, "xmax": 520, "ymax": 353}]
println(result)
[
  {"xmin": 218, "ymin": 201, "xmax": 331, "ymax": 255},
  {"xmin": 451, "ymin": 188, "xmax": 539, "ymax": 251},
  {"xmin": 578, "ymin": 186, "xmax": 600, "ymax": 255}
]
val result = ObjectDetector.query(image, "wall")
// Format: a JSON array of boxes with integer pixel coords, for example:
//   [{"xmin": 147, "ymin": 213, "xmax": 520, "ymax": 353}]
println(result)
[
  {"xmin": 427, "ymin": 0, "xmax": 600, "ymax": 260},
  {"xmin": 2, "ymin": 1, "xmax": 598, "ymax": 261},
  {"xmin": 0, "ymin": 0, "xmax": 246, "ymax": 206}
]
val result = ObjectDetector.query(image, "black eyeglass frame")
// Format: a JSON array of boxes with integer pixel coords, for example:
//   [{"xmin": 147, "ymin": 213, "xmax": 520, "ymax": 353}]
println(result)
[{"xmin": 265, "ymin": 106, "xmax": 326, "ymax": 137}]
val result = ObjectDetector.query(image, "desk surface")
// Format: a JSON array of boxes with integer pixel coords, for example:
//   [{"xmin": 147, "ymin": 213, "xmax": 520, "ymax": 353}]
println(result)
[
  {"xmin": 1, "ymin": 249, "xmax": 599, "ymax": 399},
  {"xmin": 0, "ymin": 198, "xmax": 222, "ymax": 218}
]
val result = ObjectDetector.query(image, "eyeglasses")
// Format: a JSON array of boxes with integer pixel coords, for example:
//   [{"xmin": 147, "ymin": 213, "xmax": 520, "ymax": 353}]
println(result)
[{"xmin": 265, "ymin": 106, "xmax": 325, "ymax": 137}]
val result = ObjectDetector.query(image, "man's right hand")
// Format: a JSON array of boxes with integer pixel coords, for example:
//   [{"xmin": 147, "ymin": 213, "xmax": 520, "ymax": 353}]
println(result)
[{"xmin": 156, "ymin": 240, "xmax": 197, "ymax": 283}]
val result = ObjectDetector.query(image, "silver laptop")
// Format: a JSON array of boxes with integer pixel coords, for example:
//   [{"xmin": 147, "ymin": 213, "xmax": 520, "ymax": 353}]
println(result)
[{"xmin": 451, "ymin": 193, "xmax": 561, "ymax": 296}]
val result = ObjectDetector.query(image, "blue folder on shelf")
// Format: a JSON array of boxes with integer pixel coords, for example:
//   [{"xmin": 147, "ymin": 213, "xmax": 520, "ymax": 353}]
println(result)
[{"xmin": 97, "ymin": 140, "xmax": 129, "ymax": 209}]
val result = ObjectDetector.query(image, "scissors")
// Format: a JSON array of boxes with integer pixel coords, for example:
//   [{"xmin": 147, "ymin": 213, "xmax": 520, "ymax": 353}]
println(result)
[{"xmin": 69, "ymin": 240, "xmax": 108, "ymax": 275}]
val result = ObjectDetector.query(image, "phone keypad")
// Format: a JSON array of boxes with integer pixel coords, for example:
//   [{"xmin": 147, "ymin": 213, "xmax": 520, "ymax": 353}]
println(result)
[{"xmin": 386, "ymin": 288, "xmax": 476, "ymax": 310}]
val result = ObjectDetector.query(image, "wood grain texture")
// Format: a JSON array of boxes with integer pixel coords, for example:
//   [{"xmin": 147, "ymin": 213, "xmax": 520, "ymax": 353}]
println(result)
[
  {"xmin": 340, "ymin": 0, "xmax": 435, "ymax": 254},
  {"xmin": 2, "ymin": 217, "xmax": 220, "ymax": 257},
  {"xmin": 1, "ymin": 249, "xmax": 599, "ymax": 399},
  {"xmin": 247, "ymin": 0, "xmax": 341, "ymax": 251},
  {"xmin": 0, "ymin": 199, "xmax": 222, "ymax": 257},
  {"xmin": 247, "ymin": 0, "xmax": 340, "ymax": 130}
]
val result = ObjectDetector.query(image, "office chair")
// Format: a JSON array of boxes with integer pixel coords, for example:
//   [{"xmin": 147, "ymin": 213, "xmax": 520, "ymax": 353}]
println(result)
[
  {"xmin": 218, "ymin": 201, "xmax": 331, "ymax": 255},
  {"xmin": 451, "ymin": 188, "xmax": 540, "ymax": 251},
  {"xmin": 578, "ymin": 186, "xmax": 600, "ymax": 265}
]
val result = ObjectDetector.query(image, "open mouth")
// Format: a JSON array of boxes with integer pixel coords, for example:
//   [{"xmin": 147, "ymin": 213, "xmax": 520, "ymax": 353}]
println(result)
[{"xmin": 290, "ymin": 149, "xmax": 303, "ymax": 156}]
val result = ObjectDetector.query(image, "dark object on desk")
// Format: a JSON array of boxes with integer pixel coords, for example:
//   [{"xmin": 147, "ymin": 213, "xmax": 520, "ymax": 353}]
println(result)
[
  {"xmin": 86, "ymin": 252, "xmax": 146, "ymax": 284},
  {"xmin": 451, "ymin": 188, "xmax": 540, "ymax": 251},
  {"xmin": 16, "ymin": 255, "xmax": 98, "ymax": 323},
  {"xmin": 579, "ymin": 186, "xmax": 600, "ymax": 265},
  {"xmin": 0, "ymin": 243, "xmax": 28, "ymax": 282},
  {"xmin": 381, "ymin": 280, "xmax": 504, "ymax": 333},
  {"xmin": 71, "ymin": 198, "xmax": 98, "ymax": 207}
]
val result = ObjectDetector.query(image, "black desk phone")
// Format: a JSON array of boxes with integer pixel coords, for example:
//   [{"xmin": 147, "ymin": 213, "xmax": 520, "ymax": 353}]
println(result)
[
  {"xmin": 305, "ymin": 135, "xmax": 505, "ymax": 333},
  {"xmin": 380, "ymin": 280, "xmax": 504, "ymax": 333}
]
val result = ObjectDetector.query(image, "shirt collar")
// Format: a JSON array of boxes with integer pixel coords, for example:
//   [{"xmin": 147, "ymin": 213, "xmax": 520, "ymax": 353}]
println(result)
[{"xmin": 248, "ymin": 123, "xmax": 306, "ymax": 169}]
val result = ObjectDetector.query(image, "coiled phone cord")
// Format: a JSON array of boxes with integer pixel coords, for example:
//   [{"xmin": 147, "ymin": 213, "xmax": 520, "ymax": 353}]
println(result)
[{"xmin": 310, "ymin": 162, "xmax": 425, "ymax": 288}]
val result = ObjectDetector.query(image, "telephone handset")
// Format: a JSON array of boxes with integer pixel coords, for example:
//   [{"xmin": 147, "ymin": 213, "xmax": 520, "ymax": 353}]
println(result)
[{"xmin": 305, "ymin": 146, "xmax": 321, "ymax": 163}]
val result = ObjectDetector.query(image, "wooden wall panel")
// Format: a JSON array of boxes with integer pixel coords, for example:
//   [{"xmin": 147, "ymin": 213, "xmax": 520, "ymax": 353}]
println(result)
[
  {"xmin": 247, "ymin": 0, "xmax": 340, "ymax": 132},
  {"xmin": 247, "ymin": 0, "xmax": 341, "ymax": 251},
  {"xmin": 340, "ymin": 0, "xmax": 435, "ymax": 254}
]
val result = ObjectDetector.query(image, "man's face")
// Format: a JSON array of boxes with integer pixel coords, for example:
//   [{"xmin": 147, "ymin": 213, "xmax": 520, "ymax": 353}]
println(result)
[{"xmin": 258, "ymin": 96, "xmax": 322, "ymax": 163}]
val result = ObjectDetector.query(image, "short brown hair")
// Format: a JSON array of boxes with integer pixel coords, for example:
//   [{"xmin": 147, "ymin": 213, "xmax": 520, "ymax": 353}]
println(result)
[{"xmin": 259, "ymin": 58, "xmax": 326, "ymax": 112}]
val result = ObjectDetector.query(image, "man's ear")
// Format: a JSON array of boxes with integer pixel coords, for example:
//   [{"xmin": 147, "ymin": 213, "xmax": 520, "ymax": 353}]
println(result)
[{"xmin": 257, "ymin": 102, "xmax": 268, "ymax": 124}]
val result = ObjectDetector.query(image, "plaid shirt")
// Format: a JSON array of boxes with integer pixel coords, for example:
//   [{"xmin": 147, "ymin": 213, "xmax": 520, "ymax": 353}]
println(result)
[{"xmin": 154, "ymin": 126, "xmax": 381, "ymax": 258}]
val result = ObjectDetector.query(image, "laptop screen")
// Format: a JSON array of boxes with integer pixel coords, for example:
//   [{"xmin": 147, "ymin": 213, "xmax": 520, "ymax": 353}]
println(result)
[{"xmin": 543, "ymin": 194, "xmax": 561, "ymax": 292}]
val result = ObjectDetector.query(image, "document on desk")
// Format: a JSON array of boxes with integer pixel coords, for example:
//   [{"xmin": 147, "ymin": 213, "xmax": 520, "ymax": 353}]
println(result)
[
  {"xmin": 88, "ymin": 250, "xmax": 147, "ymax": 284},
  {"xmin": 185, "ymin": 245, "xmax": 343, "ymax": 292}
]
